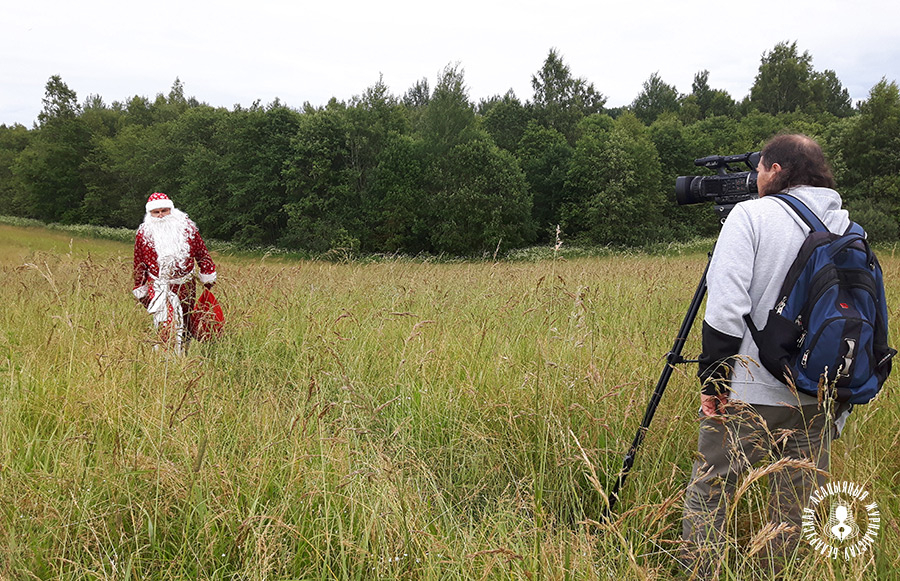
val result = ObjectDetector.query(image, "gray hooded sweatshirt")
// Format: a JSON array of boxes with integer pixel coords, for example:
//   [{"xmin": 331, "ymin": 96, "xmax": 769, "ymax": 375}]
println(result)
[{"xmin": 702, "ymin": 185, "xmax": 850, "ymax": 408}]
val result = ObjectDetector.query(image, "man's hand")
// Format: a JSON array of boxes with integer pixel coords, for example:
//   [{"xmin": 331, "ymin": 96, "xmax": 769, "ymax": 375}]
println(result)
[{"xmin": 701, "ymin": 393, "xmax": 729, "ymax": 417}]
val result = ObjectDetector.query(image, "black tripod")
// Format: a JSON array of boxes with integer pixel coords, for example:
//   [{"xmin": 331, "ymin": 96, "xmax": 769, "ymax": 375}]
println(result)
[{"xmin": 604, "ymin": 249, "xmax": 715, "ymax": 515}]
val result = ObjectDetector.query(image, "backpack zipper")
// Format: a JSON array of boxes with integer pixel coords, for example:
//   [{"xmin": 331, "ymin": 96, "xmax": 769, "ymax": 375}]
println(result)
[
  {"xmin": 775, "ymin": 297, "xmax": 787, "ymax": 315},
  {"xmin": 797, "ymin": 268, "xmax": 877, "ymax": 332},
  {"xmin": 800, "ymin": 316, "xmax": 872, "ymax": 369}
]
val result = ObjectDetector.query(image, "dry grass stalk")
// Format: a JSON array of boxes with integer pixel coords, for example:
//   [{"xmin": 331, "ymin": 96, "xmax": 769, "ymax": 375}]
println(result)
[
  {"xmin": 730, "ymin": 457, "xmax": 819, "ymax": 512},
  {"xmin": 746, "ymin": 521, "xmax": 793, "ymax": 557}
]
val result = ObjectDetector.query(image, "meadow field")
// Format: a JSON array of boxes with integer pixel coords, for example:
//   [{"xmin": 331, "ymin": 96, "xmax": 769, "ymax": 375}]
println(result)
[{"xmin": 0, "ymin": 223, "xmax": 897, "ymax": 580}]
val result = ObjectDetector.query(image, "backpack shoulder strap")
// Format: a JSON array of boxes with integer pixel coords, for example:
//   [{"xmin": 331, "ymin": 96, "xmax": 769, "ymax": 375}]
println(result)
[
  {"xmin": 845, "ymin": 221, "xmax": 866, "ymax": 238},
  {"xmin": 771, "ymin": 193, "xmax": 828, "ymax": 233}
]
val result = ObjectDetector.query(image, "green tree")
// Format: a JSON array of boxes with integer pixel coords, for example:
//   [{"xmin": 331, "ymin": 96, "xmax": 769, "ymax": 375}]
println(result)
[
  {"xmin": 649, "ymin": 114, "xmax": 720, "ymax": 239},
  {"xmin": 223, "ymin": 102, "xmax": 302, "ymax": 246},
  {"xmin": 809, "ymin": 69, "xmax": 853, "ymax": 117},
  {"xmin": 848, "ymin": 197, "xmax": 899, "ymax": 243},
  {"xmin": 403, "ymin": 78, "xmax": 430, "ymax": 109},
  {"xmin": 630, "ymin": 72, "xmax": 681, "ymax": 125},
  {"xmin": 413, "ymin": 68, "xmax": 537, "ymax": 254},
  {"xmin": 681, "ymin": 70, "xmax": 736, "ymax": 122},
  {"xmin": 345, "ymin": 79, "xmax": 410, "ymax": 197},
  {"xmin": 367, "ymin": 133, "xmax": 429, "ymax": 252},
  {"xmin": 836, "ymin": 79, "xmax": 900, "ymax": 237},
  {"xmin": 147, "ymin": 78, "xmax": 201, "ymax": 124},
  {"xmin": 14, "ymin": 76, "xmax": 92, "ymax": 223},
  {"xmin": 480, "ymin": 91, "xmax": 531, "ymax": 152},
  {"xmin": 750, "ymin": 41, "xmax": 816, "ymax": 114},
  {"xmin": 174, "ymin": 102, "xmax": 301, "ymax": 246},
  {"xmin": 123, "ymin": 95, "xmax": 156, "ymax": 127},
  {"xmin": 158, "ymin": 106, "xmax": 228, "ymax": 228},
  {"xmin": 283, "ymin": 80, "xmax": 422, "ymax": 253},
  {"xmin": 0, "ymin": 124, "xmax": 31, "ymax": 215},
  {"xmin": 563, "ymin": 114, "xmax": 664, "ymax": 245},
  {"xmin": 402, "ymin": 77, "xmax": 430, "ymax": 129},
  {"xmin": 428, "ymin": 137, "xmax": 534, "ymax": 255},
  {"xmin": 684, "ymin": 115, "xmax": 743, "ymax": 158},
  {"xmin": 81, "ymin": 94, "xmax": 123, "ymax": 139},
  {"xmin": 516, "ymin": 120, "xmax": 572, "ymax": 239},
  {"xmin": 345, "ymin": 79, "xmax": 415, "ymax": 251},
  {"xmin": 37, "ymin": 75, "xmax": 81, "ymax": 124},
  {"xmin": 78, "ymin": 95, "xmax": 131, "ymax": 225},
  {"xmin": 85, "ymin": 120, "xmax": 181, "ymax": 227},
  {"xmin": 419, "ymin": 64, "xmax": 477, "ymax": 156},
  {"xmin": 840, "ymin": 79, "xmax": 900, "ymax": 182},
  {"xmin": 85, "ymin": 103, "xmax": 222, "ymax": 229},
  {"xmin": 282, "ymin": 103, "xmax": 357, "ymax": 252},
  {"xmin": 531, "ymin": 49, "xmax": 606, "ymax": 143}
]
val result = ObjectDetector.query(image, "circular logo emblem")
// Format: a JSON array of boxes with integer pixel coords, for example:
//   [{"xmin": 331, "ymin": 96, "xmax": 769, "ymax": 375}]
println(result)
[{"xmin": 802, "ymin": 480, "xmax": 880, "ymax": 559}]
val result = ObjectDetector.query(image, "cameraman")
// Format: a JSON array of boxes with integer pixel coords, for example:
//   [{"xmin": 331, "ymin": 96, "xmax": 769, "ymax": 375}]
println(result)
[{"xmin": 681, "ymin": 134, "xmax": 851, "ymax": 577}]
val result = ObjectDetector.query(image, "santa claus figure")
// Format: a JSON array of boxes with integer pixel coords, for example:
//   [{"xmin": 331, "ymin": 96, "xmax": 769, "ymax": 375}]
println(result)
[{"xmin": 133, "ymin": 192, "xmax": 217, "ymax": 349}]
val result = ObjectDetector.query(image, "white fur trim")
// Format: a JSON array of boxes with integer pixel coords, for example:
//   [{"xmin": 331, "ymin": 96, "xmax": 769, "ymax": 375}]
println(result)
[
  {"xmin": 146, "ymin": 198, "xmax": 175, "ymax": 212},
  {"xmin": 133, "ymin": 285, "xmax": 149, "ymax": 299},
  {"xmin": 198, "ymin": 271, "xmax": 217, "ymax": 285}
]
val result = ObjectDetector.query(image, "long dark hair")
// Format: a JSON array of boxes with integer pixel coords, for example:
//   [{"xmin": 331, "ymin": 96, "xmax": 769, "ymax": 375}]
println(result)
[{"xmin": 760, "ymin": 133, "xmax": 836, "ymax": 193}]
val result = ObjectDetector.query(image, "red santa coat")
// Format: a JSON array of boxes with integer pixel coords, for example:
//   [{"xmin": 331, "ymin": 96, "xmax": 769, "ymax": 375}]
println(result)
[{"xmin": 132, "ymin": 219, "xmax": 217, "ymax": 336}]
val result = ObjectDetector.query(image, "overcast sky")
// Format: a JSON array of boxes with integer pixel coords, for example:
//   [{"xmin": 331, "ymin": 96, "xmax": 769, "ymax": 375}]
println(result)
[{"xmin": 3, "ymin": 0, "xmax": 899, "ymax": 127}]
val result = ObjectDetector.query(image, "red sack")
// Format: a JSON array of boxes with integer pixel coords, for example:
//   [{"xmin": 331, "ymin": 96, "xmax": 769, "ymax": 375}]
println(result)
[{"xmin": 190, "ymin": 289, "xmax": 224, "ymax": 340}]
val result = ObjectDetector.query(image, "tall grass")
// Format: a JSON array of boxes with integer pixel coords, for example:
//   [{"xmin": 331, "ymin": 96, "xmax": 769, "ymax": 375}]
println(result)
[{"xmin": 0, "ymin": 224, "xmax": 896, "ymax": 580}]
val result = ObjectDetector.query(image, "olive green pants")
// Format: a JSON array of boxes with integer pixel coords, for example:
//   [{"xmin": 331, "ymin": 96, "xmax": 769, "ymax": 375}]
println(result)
[{"xmin": 681, "ymin": 402, "xmax": 836, "ymax": 578}]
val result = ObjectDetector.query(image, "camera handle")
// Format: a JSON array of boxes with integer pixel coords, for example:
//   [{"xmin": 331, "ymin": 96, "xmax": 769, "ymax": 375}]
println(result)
[{"xmin": 605, "ymin": 250, "xmax": 712, "ymax": 516}]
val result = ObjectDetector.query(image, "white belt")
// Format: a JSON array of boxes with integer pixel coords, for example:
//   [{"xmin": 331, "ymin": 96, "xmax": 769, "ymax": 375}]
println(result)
[{"xmin": 146, "ymin": 273, "xmax": 191, "ymax": 335}]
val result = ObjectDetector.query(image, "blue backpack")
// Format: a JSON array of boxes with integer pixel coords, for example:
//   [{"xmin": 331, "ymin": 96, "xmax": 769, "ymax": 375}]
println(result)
[{"xmin": 745, "ymin": 194, "xmax": 895, "ymax": 404}]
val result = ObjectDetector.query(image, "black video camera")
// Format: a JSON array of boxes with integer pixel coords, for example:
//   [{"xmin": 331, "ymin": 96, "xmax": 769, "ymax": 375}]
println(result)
[{"xmin": 675, "ymin": 151, "xmax": 760, "ymax": 221}]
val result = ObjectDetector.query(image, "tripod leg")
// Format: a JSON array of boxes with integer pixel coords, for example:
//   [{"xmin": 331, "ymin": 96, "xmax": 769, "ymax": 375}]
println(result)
[{"xmin": 605, "ymin": 254, "xmax": 712, "ymax": 515}]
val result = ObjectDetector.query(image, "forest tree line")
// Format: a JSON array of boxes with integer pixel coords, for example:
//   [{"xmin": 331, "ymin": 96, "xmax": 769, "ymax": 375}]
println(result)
[{"xmin": 2, "ymin": 41, "xmax": 900, "ymax": 255}]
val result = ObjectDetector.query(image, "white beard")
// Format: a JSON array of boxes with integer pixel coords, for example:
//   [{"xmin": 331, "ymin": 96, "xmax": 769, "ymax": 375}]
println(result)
[{"xmin": 142, "ymin": 208, "xmax": 191, "ymax": 275}]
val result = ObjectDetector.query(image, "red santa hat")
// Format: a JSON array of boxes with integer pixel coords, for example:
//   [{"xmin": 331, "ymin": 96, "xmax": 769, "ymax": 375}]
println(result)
[{"xmin": 146, "ymin": 192, "xmax": 175, "ymax": 213}]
